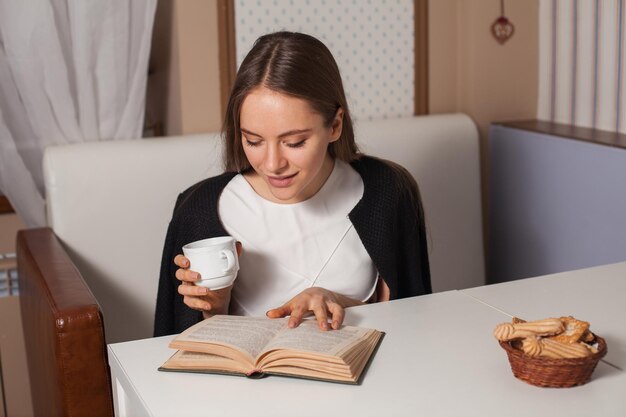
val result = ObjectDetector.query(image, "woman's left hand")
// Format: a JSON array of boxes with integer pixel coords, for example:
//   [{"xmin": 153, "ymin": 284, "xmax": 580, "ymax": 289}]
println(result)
[{"xmin": 266, "ymin": 287, "xmax": 364, "ymax": 331}]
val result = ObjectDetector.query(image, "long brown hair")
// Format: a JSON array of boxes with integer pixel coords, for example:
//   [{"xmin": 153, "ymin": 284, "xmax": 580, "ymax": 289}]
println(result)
[{"xmin": 222, "ymin": 31, "xmax": 359, "ymax": 172}]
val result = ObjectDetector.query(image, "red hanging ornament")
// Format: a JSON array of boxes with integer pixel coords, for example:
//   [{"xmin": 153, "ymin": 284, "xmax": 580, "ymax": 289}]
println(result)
[{"xmin": 492, "ymin": 0, "xmax": 515, "ymax": 44}]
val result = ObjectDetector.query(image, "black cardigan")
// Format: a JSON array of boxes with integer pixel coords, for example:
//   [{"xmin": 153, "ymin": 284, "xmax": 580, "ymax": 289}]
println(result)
[{"xmin": 154, "ymin": 156, "xmax": 431, "ymax": 336}]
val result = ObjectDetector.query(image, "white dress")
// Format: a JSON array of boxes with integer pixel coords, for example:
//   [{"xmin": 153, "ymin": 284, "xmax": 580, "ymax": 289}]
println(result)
[{"xmin": 217, "ymin": 160, "xmax": 378, "ymax": 317}]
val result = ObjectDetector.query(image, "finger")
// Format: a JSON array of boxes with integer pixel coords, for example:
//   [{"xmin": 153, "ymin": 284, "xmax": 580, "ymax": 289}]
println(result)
[
  {"xmin": 312, "ymin": 304, "xmax": 330, "ymax": 331},
  {"xmin": 235, "ymin": 241, "xmax": 243, "ymax": 257},
  {"xmin": 266, "ymin": 305, "xmax": 290, "ymax": 319},
  {"xmin": 183, "ymin": 295, "xmax": 212, "ymax": 312},
  {"xmin": 327, "ymin": 302, "xmax": 345, "ymax": 330},
  {"xmin": 178, "ymin": 283, "xmax": 209, "ymax": 297},
  {"xmin": 175, "ymin": 268, "xmax": 201, "ymax": 282},
  {"xmin": 174, "ymin": 254, "xmax": 190, "ymax": 268},
  {"xmin": 288, "ymin": 306, "xmax": 306, "ymax": 328},
  {"xmin": 175, "ymin": 268, "xmax": 200, "ymax": 282}
]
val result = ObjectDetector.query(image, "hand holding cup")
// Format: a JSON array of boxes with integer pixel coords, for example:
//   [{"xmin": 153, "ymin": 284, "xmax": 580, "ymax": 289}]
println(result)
[
  {"xmin": 182, "ymin": 236, "xmax": 240, "ymax": 289},
  {"xmin": 175, "ymin": 237, "xmax": 241, "ymax": 315}
]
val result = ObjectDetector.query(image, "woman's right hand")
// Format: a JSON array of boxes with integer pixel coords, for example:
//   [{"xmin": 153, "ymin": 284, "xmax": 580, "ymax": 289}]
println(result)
[{"xmin": 174, "ymin": 249, "xmax": 236, "ymax": 317}]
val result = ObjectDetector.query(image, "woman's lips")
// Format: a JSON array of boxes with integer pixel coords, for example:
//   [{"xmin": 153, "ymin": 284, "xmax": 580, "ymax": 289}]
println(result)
[{"xmin": 267, "ymin": 172, "xmax": 297, "ymax": 188}]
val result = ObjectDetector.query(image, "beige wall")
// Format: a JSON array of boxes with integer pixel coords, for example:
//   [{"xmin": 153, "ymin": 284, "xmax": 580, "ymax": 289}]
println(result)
[
  {"xmin": 0, "ymin": 213, "xmax": 24, "ymax": 253},
  {"xmin": 147, "ymin": 0, "xmax": 222, "ymax": 136},
  {"xmin": 429, "ymin": 0, "xmax": 539, "ymax": 242},
  {"xmin": 430, "ymin": 0, "xmax": 539, "ymax": 137},
  {"xmin": 149, "ymin": 0, "xmax": 539, "ymax": 138},
  {"xmin": 149, "ymin": 1, "xmax": 539, "ymax": 142},
  {"xmin": 0, "ymin": 297, "xmax": 33, "ymax": 417},
  {"xmin": 0, "ymin": 213, "xmax": 32, "ymax": 417},
  {"xmin": 176, "ymin": 0, "xmax": 222, "ymax": 134},
  {"xmin": 429, "ymin": 0, "xmax": 460, "ymax": 114}
]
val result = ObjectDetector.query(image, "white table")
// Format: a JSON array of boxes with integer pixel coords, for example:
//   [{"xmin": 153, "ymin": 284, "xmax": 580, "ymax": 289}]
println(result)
[
  {"xmin": 109, "ymin": 265, "xmax": 626, "ymax": 417},
  {"xmin": 462, "ymin": 260, "xmax": 626, "ymax": 370}
]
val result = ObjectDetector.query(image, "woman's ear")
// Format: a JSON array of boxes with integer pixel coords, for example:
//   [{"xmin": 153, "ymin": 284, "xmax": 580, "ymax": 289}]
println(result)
[{"xmin": 329, "ymin": 107, "xmax": 344, "ymax": 142}]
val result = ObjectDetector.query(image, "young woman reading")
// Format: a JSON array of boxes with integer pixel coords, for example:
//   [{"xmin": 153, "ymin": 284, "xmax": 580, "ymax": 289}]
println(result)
[{"xmin": 154, "ymin": 32, "xmax": 431, "ymax": 337}]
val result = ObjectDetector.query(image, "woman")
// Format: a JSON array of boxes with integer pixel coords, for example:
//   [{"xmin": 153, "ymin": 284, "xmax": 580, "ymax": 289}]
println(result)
[{"xmin": 154, "ymin": 32, "xmax": 431, "ymax": 337}]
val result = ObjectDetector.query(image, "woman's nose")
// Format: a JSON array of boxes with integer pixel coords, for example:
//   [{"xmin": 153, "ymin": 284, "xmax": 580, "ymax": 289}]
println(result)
[{"xmin": 264, "ymin": 144, "xmax": 287, "ymax": 172}]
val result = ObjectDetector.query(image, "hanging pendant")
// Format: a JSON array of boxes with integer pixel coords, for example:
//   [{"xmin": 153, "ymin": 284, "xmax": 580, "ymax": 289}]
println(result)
[{"xmin": 492, "ymin": 0, "xmax": 514, "ymax": 44}]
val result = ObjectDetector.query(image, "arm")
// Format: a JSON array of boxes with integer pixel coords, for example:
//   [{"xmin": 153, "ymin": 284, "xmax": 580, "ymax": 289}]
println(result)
[
  {"xmin": 373, "ymin": 277, "xmax": 391, "ymax": 302},
  {"xmin": 154, "ymin": 208, "xmax": 180, "ymax": 337}
]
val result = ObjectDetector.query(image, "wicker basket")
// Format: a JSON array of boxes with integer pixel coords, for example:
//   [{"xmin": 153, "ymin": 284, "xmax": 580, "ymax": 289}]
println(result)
[{"xmin": 499, "ymin": 336, "xmax": 607, "ymax": 388}]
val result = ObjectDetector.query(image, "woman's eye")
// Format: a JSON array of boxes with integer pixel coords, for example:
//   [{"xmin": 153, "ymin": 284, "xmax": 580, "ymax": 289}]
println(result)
[
  {"xmin": 244, "ymin": 139, "xmax": 261, "ymax": 147},
  {"xmin": 286, "ymin": 140, "xmax": 306, "ymax": 148}
]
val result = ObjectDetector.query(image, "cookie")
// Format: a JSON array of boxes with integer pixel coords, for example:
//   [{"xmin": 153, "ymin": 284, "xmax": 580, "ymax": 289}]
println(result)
[{"xmin": 548, "ymin": 316, "xmax": 590, "ymax": 344}]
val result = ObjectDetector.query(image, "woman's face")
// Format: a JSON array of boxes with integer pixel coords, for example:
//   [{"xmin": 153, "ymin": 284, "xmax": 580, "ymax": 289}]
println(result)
[{"xmin": 239, "ymin": 86, "xmax": 343, "ymax": 204}]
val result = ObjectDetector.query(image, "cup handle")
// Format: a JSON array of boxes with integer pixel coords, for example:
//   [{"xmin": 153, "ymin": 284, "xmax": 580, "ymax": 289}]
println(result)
[{"xmin": 220, "ymin": 250, "xmax": 235, "ymax": 273}]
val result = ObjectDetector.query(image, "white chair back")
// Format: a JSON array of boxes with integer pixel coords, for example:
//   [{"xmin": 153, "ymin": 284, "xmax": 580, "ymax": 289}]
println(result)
[
  {"xmin": 44, "ymin": 134, "xmax": 223, "ymax": 342},
  {"xmin": 355, "ymin": 114, "xmax": 484, "ymax": 294}
]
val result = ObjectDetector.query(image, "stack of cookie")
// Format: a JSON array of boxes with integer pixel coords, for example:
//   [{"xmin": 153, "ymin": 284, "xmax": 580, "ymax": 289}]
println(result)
[
  {"xmin": 494, "ymin": 316, "xmax": 607, "ymax": 387},
  {"xmin": 493, "ymin": 316, "xmax": 598, "ymax": 359}
]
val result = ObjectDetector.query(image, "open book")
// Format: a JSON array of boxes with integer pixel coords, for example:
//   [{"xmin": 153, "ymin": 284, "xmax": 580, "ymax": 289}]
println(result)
[{"xmin": 159, "ymin": 315, "xmax": 384, "ymax": 384}]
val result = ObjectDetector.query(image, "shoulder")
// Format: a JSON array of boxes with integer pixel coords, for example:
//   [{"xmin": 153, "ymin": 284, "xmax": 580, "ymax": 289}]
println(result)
[
  {"xmin": 164, "ymin": 172, "xmax": 237, "ymax": 247},
  {"xmin": 350, "ymin": 155, "xmax": 417, "ymax": 194},
  {"xmin": 350, "ymin": 154, "xmax": 394, "ymax": 175},
  {"xmin": 173, "ymin": 172, "xmax": 238, "ymax": 218},
  {"xmin": 178, "ymin": 171, "xmax": 237, "ymax": 199},
  {"xmin": 349, "ymin": 155, "xmax": 423, "ymax": 227}
]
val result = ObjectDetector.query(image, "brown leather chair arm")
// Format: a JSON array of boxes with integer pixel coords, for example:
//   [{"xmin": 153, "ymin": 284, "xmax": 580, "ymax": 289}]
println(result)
[{"xmin": 17, "ymin": 228, "xmax": 114, "ymax": 417}]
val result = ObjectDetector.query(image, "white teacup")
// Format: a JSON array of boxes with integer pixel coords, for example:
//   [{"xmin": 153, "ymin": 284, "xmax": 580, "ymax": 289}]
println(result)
[{"xmin": 182, "ymin": 236, "xmax": 239, "ymax": 290}]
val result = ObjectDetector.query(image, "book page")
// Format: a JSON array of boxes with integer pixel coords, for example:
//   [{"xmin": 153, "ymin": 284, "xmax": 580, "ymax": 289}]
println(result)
[
  {"xmin": 174, "ymin": 315, "xmax": 288, "ymax": 360},
  {"xmin": 169, "ymin": 350, "xmax": 235, "ymax": 363},
  {"xmin": 261, "ymin": 320, "xmax": 373, "ymax": 357},
  {"xmin": 160, "ymin": 351, "xmax": 252, "ymax": 374}
]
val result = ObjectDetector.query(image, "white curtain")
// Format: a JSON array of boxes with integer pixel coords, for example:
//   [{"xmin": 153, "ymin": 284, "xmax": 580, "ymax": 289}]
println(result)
[
  {"xmin": 0, "ymin": 0, "xmax": 157, "ymax": 227},
  {"xmin": 538, "ymin": 0, "xmax": 626, "ymax": 132}
]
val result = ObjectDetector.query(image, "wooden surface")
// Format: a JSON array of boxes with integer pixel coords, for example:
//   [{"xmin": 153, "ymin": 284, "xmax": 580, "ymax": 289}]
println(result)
[
  {"xmin": 217, "ymin": 0, "xmax": 236, "ymax": 117},
  {"xmin": 0, "ymin": 197, "xmax": 13, "ymax": 215},
  {"xmin": 0, "ymin": 363, "xmax": 5, "ymax": 417},
  {"xmin": 414, "ymin": 0, "xmax": 429, "ymax": 115},
  {"xmin": 497, "ymin": 120, "xmax": 626, "ymax": 150}
]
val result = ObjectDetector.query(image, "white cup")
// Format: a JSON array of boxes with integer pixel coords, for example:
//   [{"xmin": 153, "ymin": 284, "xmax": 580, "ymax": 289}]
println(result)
[{"xmin": 182, "ymin": 236, "xmax": 239, "ymax": 290}]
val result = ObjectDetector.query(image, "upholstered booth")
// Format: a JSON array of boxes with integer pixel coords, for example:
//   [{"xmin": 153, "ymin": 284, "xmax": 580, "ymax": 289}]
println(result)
[{"xmin": 17, "ymin": 113, "xmax": 483, "ymax": 415}]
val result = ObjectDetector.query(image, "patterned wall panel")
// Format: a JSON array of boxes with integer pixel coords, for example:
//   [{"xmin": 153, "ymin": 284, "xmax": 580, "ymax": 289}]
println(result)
[
  {"xmin": 538, "ymin": 0, "xmax": 626, "ymax": 133},
  {"xmin": 234, "ymin": 0, "xmax": 415, "ymax": 121}
]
